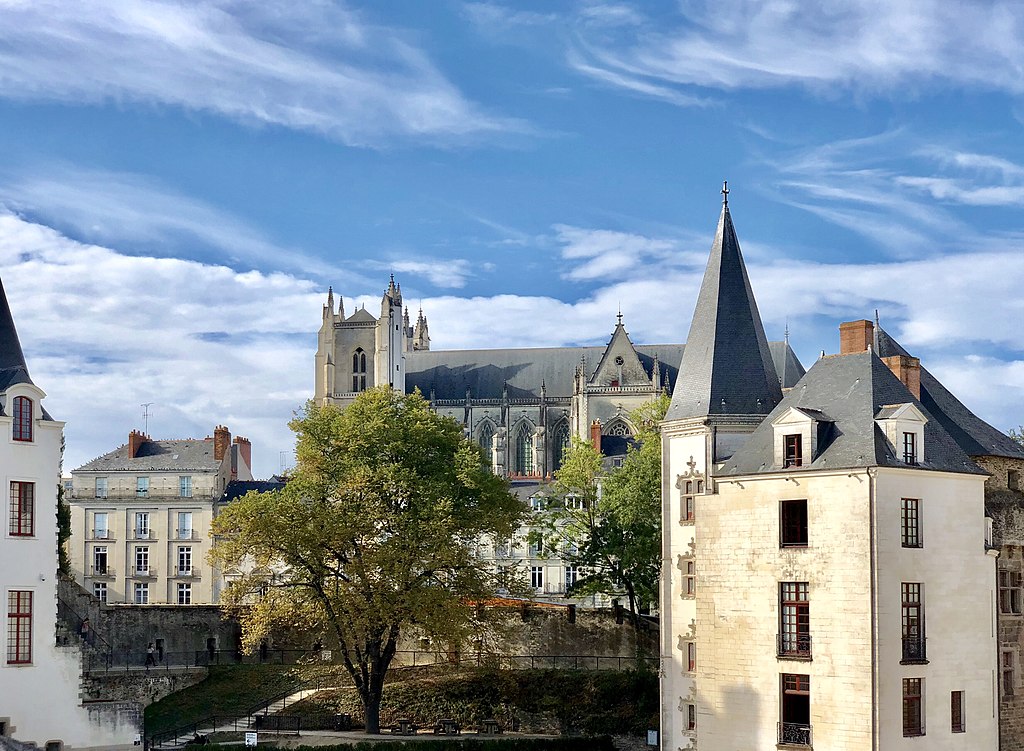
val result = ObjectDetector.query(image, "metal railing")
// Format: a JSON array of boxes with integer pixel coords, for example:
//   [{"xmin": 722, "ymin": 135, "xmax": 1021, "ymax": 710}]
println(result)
[
  {"xmin": 778, "ymin": 721, "xmax": 812, "ymax": 746},
  {"xmin": 88, "ymin": 566, "xmax": 115, "ymax": 578},
  {"xmin": 902, "ymin": 635, "xmax": 927, "ymax": 662},
  {"xmin": 777, "ymin": 633, "xmax": 812, "ymax": 659}
]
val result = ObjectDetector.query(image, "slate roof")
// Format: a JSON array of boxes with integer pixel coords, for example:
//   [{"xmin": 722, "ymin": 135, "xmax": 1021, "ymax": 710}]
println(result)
[
  {"xmin": 876, "ymin": 328, "xmax": 1024, "ymax": 460},
  {"xmin": 0, "ymin": 277, "xmax": 34, "ymax": 393},
  {"xmin": 405, "ymin": 340, "xmax": 802, "ymax": 401},
  {"xmin": 666, "ymin": 203, "xmax": 784, "ymax": 421},
  {"xmin": 75, "ymin": 438, "xmax": 224, "ymax": 472},
  {"xmin": 720, "ymin": 351, "xmax": 985, "ymax": 476},
  {"xmin": 219, "ymin": 478, "xmax": 287, "ymax": 503}
]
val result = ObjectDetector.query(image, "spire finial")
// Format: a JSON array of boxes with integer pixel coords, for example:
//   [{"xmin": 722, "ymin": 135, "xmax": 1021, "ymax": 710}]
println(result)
[
  {"xmin": 616, "ymin": 304, "xmax": 623, "ymax": 325},
  {"xmin": 722, "ymin": 180, "xmax": 729, "ymax": 208},
  {"xmin": 784, "ymin": 318, "xmax": 790, "ymax": 346}
]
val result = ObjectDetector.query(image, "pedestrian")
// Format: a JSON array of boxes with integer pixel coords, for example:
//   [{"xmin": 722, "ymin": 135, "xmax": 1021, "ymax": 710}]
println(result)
[
  {"xmin": 79, "ymin": 618, "xmax": 91, "ymax": 645},
  {"xmin": 145, "ymin": 642, "xmax": 156, "ymax": 668}
]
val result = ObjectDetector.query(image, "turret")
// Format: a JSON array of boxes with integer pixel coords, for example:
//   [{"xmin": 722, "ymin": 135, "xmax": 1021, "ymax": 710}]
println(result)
[{"xmin": 413, "ymin": 308, "xmax": 431, "ymax": 351}]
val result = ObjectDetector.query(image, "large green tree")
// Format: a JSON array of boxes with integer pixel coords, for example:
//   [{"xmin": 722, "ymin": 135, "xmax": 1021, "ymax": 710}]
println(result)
[
  {"xmin": 211, "ymin": 388, "xmax": 522, "ymax": 733},
  {"xmin": 543, "ymin": 394, "xmax": 668, "ymax": 627}
]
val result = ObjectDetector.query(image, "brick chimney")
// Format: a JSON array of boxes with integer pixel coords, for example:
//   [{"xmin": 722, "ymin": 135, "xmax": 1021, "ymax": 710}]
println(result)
[
  {"xmin": 839, "ymin": 319, "xmax": 874, "ymax": 354},
  {"xmin": 233, "ymin": 435, "xmax": 252, "ymax": 473},
  {"xmin": 213, "ymin": 425, "xmax": 231, "ymax": 461},
  {"xmin": 590, "ymin": 419, "xmax": 602, "ymax": 452},
  {"xmin": 882, "ymin": 355, "xmax": 922, "ymax": 400},
  {"xmin": 127, "ymin": 430, "xmax": 148, "ymax": 459}
]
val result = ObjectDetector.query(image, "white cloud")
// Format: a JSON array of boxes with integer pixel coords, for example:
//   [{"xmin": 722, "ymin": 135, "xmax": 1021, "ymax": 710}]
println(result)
[
  {"xmin": 366, "ymin": 257, "xmax": 474, "ymax": 289},
  {"xmin": 0, "ymin": 0, "xmax": 519, "ymax": 146},
  {"xmin": 566, "ymin": 1, "xmax": 1024, "ymax": 103},
  {"xmin": 553, "ymin": 224, "xmax": 696, "ymax": 281}
]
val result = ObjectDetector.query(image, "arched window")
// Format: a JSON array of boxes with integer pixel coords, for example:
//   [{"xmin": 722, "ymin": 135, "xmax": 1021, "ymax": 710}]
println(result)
[
  {"xmin": 515, "ymin": 423, "xmax": 534, "ymax": 476},
  {"xmin": 12, "ymin": 396, "xmax": 32, "ymax": 442},
  {"xmin": 351, "ymin": 349, "xmax": 367, "ymax": 392},
  {"xmin": 552, "ymin": 421, "xmax": 571, "ymax": 472},
  {"xmin": 605, "ymin": 419, "xmax": 632, "ymax": 437},
  {"xmin": 478, "ymin": 422, "xmax": 494, "ymax": 455}
]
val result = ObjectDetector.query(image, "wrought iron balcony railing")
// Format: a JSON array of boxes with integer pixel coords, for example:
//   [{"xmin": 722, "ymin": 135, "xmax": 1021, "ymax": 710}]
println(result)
[
  {"xmin": 902, "ymin": 635, "xmax": 927, "ymax": 662},
  {"xmin": 778, "ymin": 722, "xmax": 812, "ymax": 746},
  {"xmin": 777, "ymin": 632, "xmax": 812, "ymax": 659}
]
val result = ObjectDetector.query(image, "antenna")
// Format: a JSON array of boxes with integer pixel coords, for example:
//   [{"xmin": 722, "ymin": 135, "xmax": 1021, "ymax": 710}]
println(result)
[{"xmin": 141, "ymin": 403, "xmax": 154, "ymax": 435}]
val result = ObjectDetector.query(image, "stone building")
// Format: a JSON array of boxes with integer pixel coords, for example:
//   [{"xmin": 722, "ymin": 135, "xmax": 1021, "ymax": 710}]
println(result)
[
  {"xmin": 0, "ymin": 278, "xmax": 137, "ymax": 749},
  {"xmin": 660, "ymin": 193, "xmax": 1001, "ymax": 749},
  {"xmin": 68, "ymin": 425, "xmax": 253, "ymax": 605}
]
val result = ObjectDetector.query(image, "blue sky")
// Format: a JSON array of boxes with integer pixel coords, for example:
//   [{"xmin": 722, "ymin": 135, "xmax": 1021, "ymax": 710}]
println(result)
[{"xmin": 0, "ymin": 0, "xmax": 1021, "ymax": 477}]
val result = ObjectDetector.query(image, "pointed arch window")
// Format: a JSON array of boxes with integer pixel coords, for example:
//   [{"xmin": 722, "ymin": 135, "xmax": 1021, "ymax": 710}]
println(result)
[
  {"xmin": 352, "ymin": 348, "xmax": 367, "ymax": 392},
  {"xmin": 478, "ymin": 422, "xmax": 495, "ymax": 455},
  {"xmin": 552, "ymin": 421, "xmax": 571, "ymax": 471},
  {"xmin": 12, "ymin": 396, "xmax": 32, "ymax": 442},
  {"xmin": 605, "ymin": 419, "xmax": 632, "ymax": 438},
  {"xmin": 515, "ymin": 423, "xmax": 534, "ymax": 476}
]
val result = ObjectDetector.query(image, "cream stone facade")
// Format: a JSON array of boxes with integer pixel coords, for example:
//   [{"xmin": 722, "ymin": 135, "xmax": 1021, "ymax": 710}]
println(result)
[
  {"xmin": 659, "ymin": 192, "xmax": 1000, "ymax": 750},
  {"xmin": 69, "ymin": 426, "xmax": 253, "ymax": 605},
  {"xmin": 0, "ymin": 279, "xmax": 137, "ymax": 749}
]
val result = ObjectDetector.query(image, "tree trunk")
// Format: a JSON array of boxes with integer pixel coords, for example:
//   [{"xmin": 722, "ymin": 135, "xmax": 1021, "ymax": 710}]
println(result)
[{"xmin": 363, "ymin": 691, "xmax": 382, "ymax": 734}]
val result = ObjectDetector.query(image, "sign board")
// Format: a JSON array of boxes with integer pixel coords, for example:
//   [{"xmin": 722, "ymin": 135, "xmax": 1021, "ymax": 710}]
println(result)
[
  {"xmin": 647, "ymin": 729, "xmax": 658, "ymax": 746},
  {"xmin": 245, "ymin": 731, "xmax": 258, "ymax": 747}
]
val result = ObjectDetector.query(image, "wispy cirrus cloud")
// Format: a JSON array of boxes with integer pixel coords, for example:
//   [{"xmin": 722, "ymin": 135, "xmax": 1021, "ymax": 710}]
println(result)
[
  {"xmin": 566, "ymin": 1, "xmax": 1024, "ymax": 104},
  {"xmin": 0, "ymin": 0, "xmax": 521, "ymax": 146}
]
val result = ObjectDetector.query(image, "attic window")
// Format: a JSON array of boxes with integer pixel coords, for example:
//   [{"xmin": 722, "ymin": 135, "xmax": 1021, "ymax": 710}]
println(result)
[
  {"xmin": 784, "ymin": 435, "xmax": 803, "ymax": 468},
  {"xmin": 902, "ymin": 432, "xmax": 918, "ymax": 466},
  {"xmin": 12, "ymin": 396, "xmax": 32, "ymax": 442}
]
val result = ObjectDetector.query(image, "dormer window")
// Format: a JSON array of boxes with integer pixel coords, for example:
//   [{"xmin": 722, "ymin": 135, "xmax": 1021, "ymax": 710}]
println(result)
[
  {"xmin": 12, "ymin": 396, "xmax": 32, "ymax": 442},
  {"xmin": 784, "ymin": 435, "xmax": 803, "ymax": 468},
  {"xmin": 903, "ymin": 432, "xmax": 918, "ymax": 465}
]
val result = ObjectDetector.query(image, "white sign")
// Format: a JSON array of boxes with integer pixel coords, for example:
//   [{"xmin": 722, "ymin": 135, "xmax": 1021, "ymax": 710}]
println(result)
[
  {"xmin": 245, "ymin": 731, "xmax": 258, "ymax": 747},
  {"xmin": 647, "ymin": 729, "xmax": 658, "ymax": 746}
]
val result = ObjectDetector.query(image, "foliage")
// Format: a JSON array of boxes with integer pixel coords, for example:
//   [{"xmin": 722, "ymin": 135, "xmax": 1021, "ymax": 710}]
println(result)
[
  {"xmin": 1011, "ymin": 426, "xmax": 1024, "ymax": 446},
  {"xmin": 210, "ymin": 388, "xmax": 522, "ymax": 733},
  {"xmin": 144, "ymin": 664, "xmax": 302, "ymax": 736},
  {"xmin": 201, "ymin": 739, "xmax": 616, "ymax": 751},
  {"xmin": 540, "ymin": 394, "xmax": 669, "ymax": 623},
  {"xmin": 57, "ymin": 482, "xmax": 72, "ymax": 575},
  {"xmin": 283, "ymin": 666, "xmax": 658, "ymax": 736}
]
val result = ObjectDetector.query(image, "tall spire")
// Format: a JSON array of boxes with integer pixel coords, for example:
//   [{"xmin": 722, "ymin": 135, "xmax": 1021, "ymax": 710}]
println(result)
[
  {"xmin": 0, "ymin": 277, "xmax": 33, "ymax": 389},
  {"xmin": 665, "ymin": 186, "xmax": 782, "ymax": 421}
]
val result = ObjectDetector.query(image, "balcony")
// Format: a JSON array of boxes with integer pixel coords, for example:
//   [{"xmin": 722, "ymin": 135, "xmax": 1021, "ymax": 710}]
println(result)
[
  {"xmin": 902, "ymin": 636, "xmax": 927, "ymax": 664},
  {"xmin": 134, "ymin": 530, "xmax": 154, "ymax": 541},
  {"xmin": 175, "ymin": 567, "xmax": 200, "ymax": 579},
  {"xmin": 175, "ymin": 530, "xmax": 198, "ymax": 541},
  {"xmin": 133, "ymin": 567, "xmax": 156, "ymax": 578},
  {"xmin": 91, "ymin": 529, "xmax": 111, "ymax": 540},
  {"xmin": 777, "ymin": 633, "xmax": 812, "ymax": 660},
  {"xmin": 778, "ymin": 722, "xmax": 812, "ymax": 747},
  {"xmin": 89, "ymin": 566, "xmax": 114, "ymax": 578}
]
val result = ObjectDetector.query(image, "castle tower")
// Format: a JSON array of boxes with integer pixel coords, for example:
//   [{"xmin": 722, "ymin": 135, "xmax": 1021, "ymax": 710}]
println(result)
[
  {"xmin": 412, "ymin": 308, "xmax": 430, "ymax": 351},
  {"xmin": 375, "ymin": 275, "xmax": 407, "ymax": 393},
  {"xmin": 660, "ymin": 184, "xmax": 783, "ymax": 749}
]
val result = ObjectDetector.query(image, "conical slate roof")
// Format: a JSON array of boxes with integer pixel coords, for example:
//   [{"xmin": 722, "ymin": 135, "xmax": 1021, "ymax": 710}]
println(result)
[
  {"xmin": 665, "ymin": 197, "xmax": 783, "ymax": 421},
  {"xmin": 0, "ymin": 277, "xmax": 34, "ymax": 392}
]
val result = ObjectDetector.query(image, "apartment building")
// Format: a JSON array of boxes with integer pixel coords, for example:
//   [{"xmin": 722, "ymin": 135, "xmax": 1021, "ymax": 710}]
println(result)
[{"xmin": 69, "ymin": 425, "xmax": 252, "ymax": 605}]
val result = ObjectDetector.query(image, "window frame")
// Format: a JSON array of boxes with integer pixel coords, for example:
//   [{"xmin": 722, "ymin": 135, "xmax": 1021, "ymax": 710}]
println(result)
[
  {"xmin": 901, "ymin": 582, "xmax": 927, "ymax": 663},
  {"xmin": 135, "ymin": 546, "xmax": 150, "ymax": 575},
  {"xmin": 93, "ymin": 582, "xmax": 107, "ymax": 603},
  {"xmin": 133, "ymin": 582, "xmax": 149, "ymax": 605},
  {"xmin": 684, "ymin": 560, "xmax": 696, "ymax": 597},
  {"xmin": 92, "ymin": 546, "xmax": 108, "ymax": 575},
  {"xmin": 8, "ymin": 481, "xmax": 34, "ymax": 537},
  {"xmin": 136, "ymin": 476, "xmax": 149, "ymax": 498},
  {"xmin": 999, "ymin": 570, "xmax": 1023, "ymax": 615},
  {"xmin": 779, "ymin": 582, "xmax": 811, "ymax": 658},
  {"xmin": 1003, "ymin": 651, "xmax": 1015, "ymax": 697},
  {"xmin": 179, "ymin": 476, "xmax": 192, "ymax": 498},
  {"xmin": 901, "ymin": 498, "xmax": 922, "ymax": 548},
  {"xmin": 902, "ymin": 677, "xmax": 924, "ymax": 737},
  {"xmin": 530, "ymin": 565, "xmax": 543, "ymax": 590},
  {"xmin": 177, "ymin": 582, "xmax": 192, "ymax": 605},
  {"xmin": 686, "ymin": 641, "xmax": 696, "ymax": 672},
  {"xmin": 94, "ymin": 477, "xmax": 108, "ymax": 499},
  {"xmin": 903, "ymin": 431, "xmax": 918, "ymax": 465},
  {"xmin": 93, "ymin": 511, "xmax": 109, "ymax": 539},
  {"xmin": 177, "ymin": 511, "xmax": 193, "ymax": 540},
  {"xmin": 134, "ymin": 511, "xmax": 150, "ymax": 539},
  {"xmin": 780, "ymin": 499, "xmax": 809, "ymax": 548},
  {"xmin": 11, "ymin": 396, "xmax": 32, "ymax": 442},
  {"xmin": 950, "ymin": 690, "xmax": 964, "ymax": 733},
  {"xmin": 6, "ymin": 590, "xmax": 32, "ymax": 664},
  {"xmin": 784, "ymin": 434, "xmax": 803, "ymax": 468},
  {"xmin": 177, "ymin": 546, "xmax": 193, "ymax": 575}
]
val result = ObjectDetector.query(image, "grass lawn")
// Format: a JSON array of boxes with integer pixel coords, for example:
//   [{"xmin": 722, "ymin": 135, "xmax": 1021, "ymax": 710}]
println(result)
[{"xmin": 145, "ymin": 663, "xmax": 305, "ymax": 737}]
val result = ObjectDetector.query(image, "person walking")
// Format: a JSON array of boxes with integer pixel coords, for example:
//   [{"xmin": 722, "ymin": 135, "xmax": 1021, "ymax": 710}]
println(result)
[
  {"xmin": 145, "ymin": 642, "xmax": 156, "ymax": 669},
  {"xmin": 79, "ymin": 618, "xmax": 91, "ymax": 645}
]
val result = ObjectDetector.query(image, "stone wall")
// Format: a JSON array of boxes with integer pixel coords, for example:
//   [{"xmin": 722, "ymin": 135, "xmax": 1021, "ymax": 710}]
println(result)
[{"xmin": 82, "ymin": 670, "xmax": 207, "ymax": 708}]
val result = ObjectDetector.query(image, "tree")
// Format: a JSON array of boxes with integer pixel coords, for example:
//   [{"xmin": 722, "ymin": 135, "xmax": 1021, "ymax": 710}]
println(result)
[
  {"xmin": 1011, "ymin": 426, "xmax": 1023, "ymax": 446},
  {"xmin": 211, "ymin": 387, "xmax": 522, "ymax": 733},
  {"xmin": 543, "ymin": 394, "xmax": 669, "ymax": 628}
]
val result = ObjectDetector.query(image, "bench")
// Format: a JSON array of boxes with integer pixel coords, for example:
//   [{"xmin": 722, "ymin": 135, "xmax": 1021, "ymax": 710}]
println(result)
[
  {"xmin": 434, "ymin": 718, "xmax": 460, "ymax": 735},
  {"xmin": 392, "ymin": 718, "xmax": 418, "ymax": 735},
  {"xmin": 478, "ymin": 718, "xmax": 503, "ymax": 735}
]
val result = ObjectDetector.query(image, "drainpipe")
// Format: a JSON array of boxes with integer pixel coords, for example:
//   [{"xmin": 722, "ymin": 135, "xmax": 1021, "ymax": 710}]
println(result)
[{"xmin": 868, "ymin": 467, "xmax": 879, "ymax": 751}]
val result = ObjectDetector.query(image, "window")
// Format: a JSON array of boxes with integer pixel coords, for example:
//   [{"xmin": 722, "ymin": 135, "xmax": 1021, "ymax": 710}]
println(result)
[
  {"xmin": 565, "ymin": 566, "xmax": 579, "ymax": 589},
  {"xmin": 8, "ymin": 481, "xmax": 34, "ymax": 537},
  {"xmin": 903, "ymin": 678, "xmax": 924, "ymax": 736},
  {"xmin": 178, "ymin": 546, "xmax": 192, "ymax": 575},
  {"xmin": 514, "ymin": 423, "xmax": 534, "ymax": 475},
  {"xmin": 901, "ymin": 498, "xmax": 922, "ymax": 548},
  {"xmin": 529, "ymin": 496, "xmax": 545, "ymax": 513},
  {"xmin": 93, "ymin": 512, "xmax": 108, "ymax": 539},
  {"xmin": 134, "ymin": 511, "xmax": 150, "ymax": 539},
  {"xmin": 177, "ymin": 511, "xmax": 193, "ymax": 540},
  {"xmin": 12, "ymin": 396, "xmax": 32, "ymax": 442},
  {"xmin": 552, "ymin": 422, "xmax": 571, "ymax": 472},
  {"xmin": 1000, "ymin": 570, "xmax": 1022, "ymax": 615},
  {"xmin": 528, "ymin": 535, "xmax": 545, "ymax": 557},
  {"xmin": 780, "ymin": 500, "xmax": 808, "ymax": 547},
  {"xmin": 135, "ymin": 546, "xmax": 149, "ymax": 575},
  {"xmin": 779, "ymin": 582, "xmax": 811, "ymax": 658},
  {"xmin": 779, "ymin": 674, "xmax": 811, "ymax": 746},
  {"xmin": 687, "ymin": 641, "xmax": 696, "ymax": 672},
  {"xmin": 564, "ymin": 495, "xmax": 586, "ymax": 510},
  {"xmin": 686, "ymin": 703, "xmax": 696, "ymax": 731},
  {"xmin": 493, "ymin": 538, "xmax": 510, "ymax": 558},
  {"xmin": 902, "ymin": 583, "xmax": 926, "ymax": 662},
  {"xmin": 951, "ymin": 690, "xmax": 964, "ymax": 733},
  {"xmin": 136, "ymin": 476, "xmax": 149, "ymax": 497},
  {"xmin": 478, "ymin": 422, "xmax": 494, "ymax": 455},
  {"xmin": 92, "ymin": 546, "xmax": 108, "ymax": 575},
  {"xmin": 6, "ymin": 591, "xmax": 32, "ymax": 664},
  {"xmin": 903, "ymin": 431, "xmax": 918, "ymax": 465},
  {"xmin": 93, "ymin": 582, "xmax": 107, "ymax": 603},
  {"xmin": 1003, "ymin": 651, "xmax": 1015, "ymax": 697},
  {"xmin": 352, "ymin": 348, "xmax": 367, "ymax": 392},
  {"xmin": 133, "ymin": 583, "xmax": 149, "ymax": 604},
  {"xmin": 680, "ymin": 479, "xmax": 702, "ymax": 524},
  {"xmin": 530, "ymin": 566, "xmax": 543, "ymax": 589},
  {"xmin": 784, "ymin": 434, "xmax": 803, "ymax": 468},
  {"xmin": 1010, "ymin": 469, "xmax": 1021, "ymax": 492},
  {"xmin": 177, "ymin": 583, "xmax": 192, "ymax": 605},
  {"xmin": 179, "ymin": 476, "xmax": 192, "ymax": 498},
  {"xmin": 94, "ymin": 477, "xmax": 107, "ymax": 499},
  {"xmin": 685, "ymin": 560, "xmax": 696, "ymax": 597}
]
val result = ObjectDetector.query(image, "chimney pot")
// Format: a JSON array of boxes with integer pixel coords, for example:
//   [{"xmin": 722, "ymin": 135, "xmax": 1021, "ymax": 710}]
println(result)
[
  {"xmin": 839, "ymin": 320, "xmax": 874, "ymax": 355},
  {"xmin": 213, "ymin": 425, "xmax": 231, "ymax": 462},
  {"xmin": 127, "ymin": 430, "xmax": 148, "ymax": 459},
  {"xmin": 590, "ymin": 419, "xmax": 602, "ymax": 452}
]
